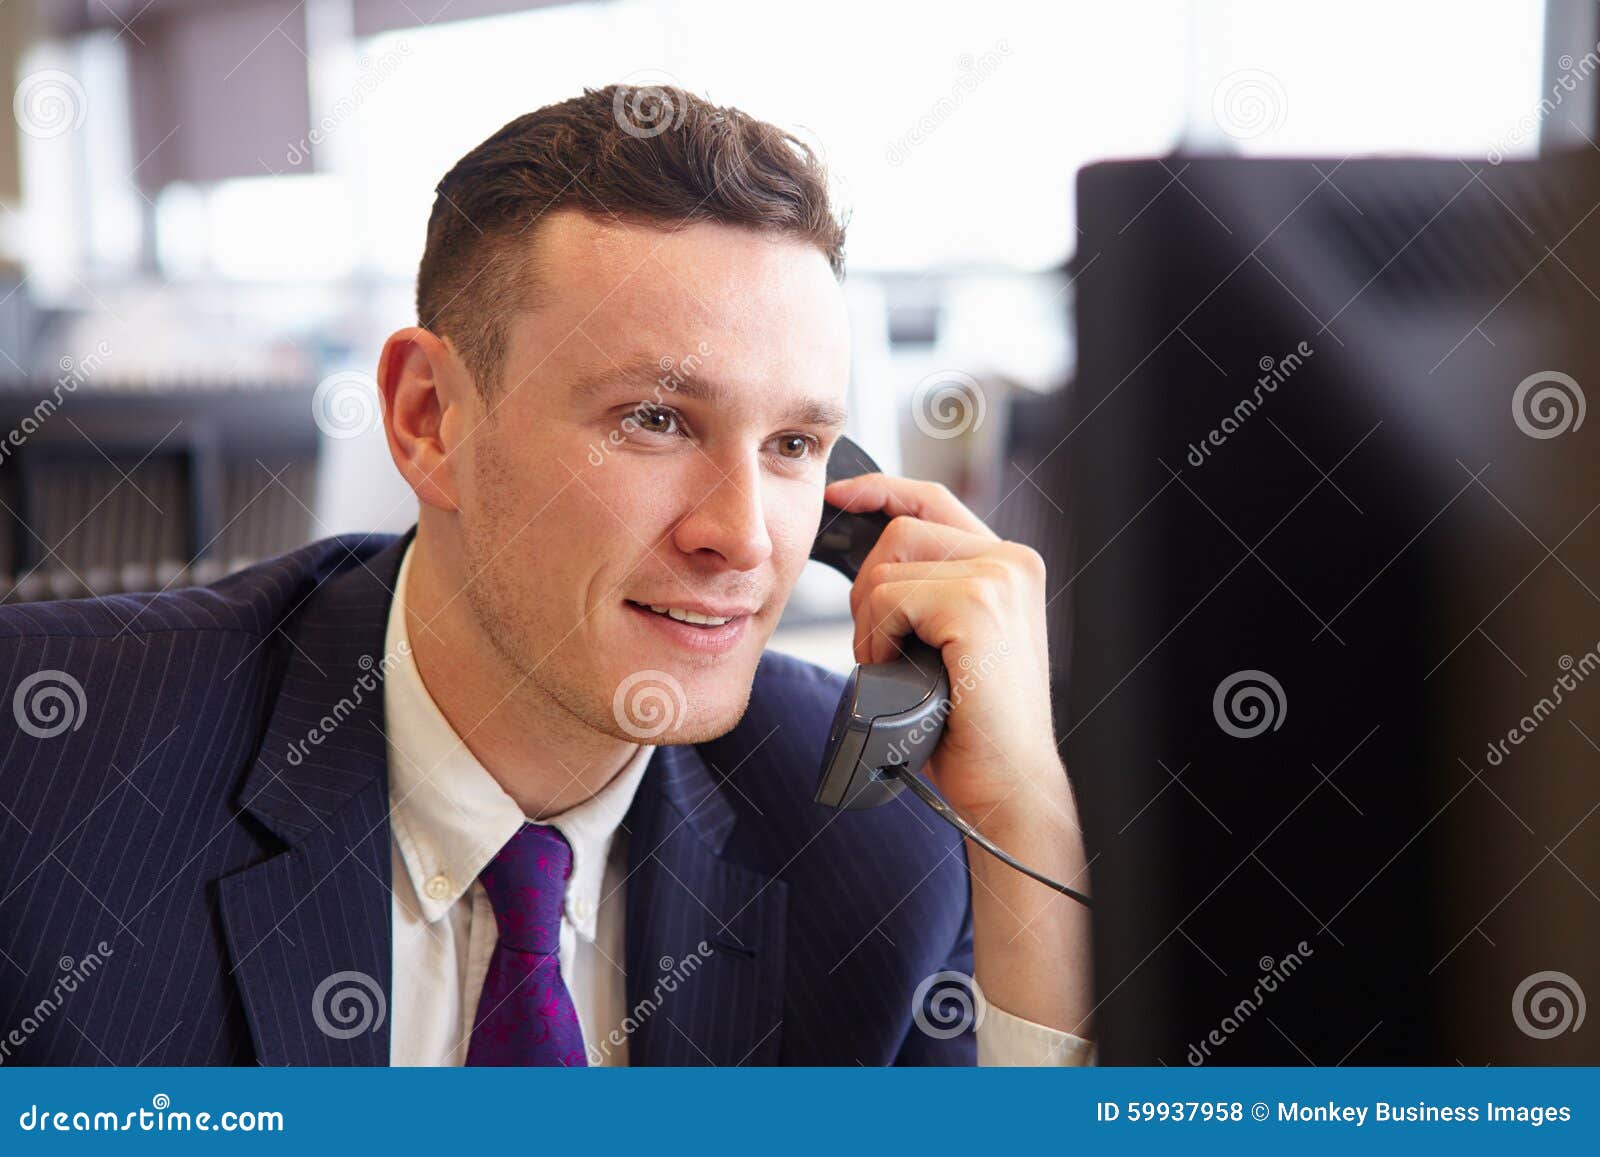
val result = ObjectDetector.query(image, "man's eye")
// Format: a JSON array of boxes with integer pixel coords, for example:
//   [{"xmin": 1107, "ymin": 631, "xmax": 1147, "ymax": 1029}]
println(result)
[
  {"xmin": 773, "ymin": 434, "xmax": 817, "ymax": 460},
  {"xmin": 631, "ymin": 405, "xmax": 681, "ymax": 436}
]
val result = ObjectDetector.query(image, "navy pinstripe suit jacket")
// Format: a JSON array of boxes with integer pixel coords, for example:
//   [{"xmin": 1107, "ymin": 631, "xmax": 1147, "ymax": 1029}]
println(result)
[{"xmin": 0, "ymin": 532, "xmax": 976, "ymax": 1066}]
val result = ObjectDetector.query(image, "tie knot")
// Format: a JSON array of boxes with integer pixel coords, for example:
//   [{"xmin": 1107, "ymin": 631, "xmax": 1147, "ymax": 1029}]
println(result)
[{"xmin": 478, "ymin": 822, "xmax": 572, "ymax": 955}]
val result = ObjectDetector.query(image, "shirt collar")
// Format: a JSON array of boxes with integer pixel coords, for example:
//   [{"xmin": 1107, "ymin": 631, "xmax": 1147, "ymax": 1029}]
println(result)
[{"xmin": 382, "ymin": 539, "xmax": 653, "ymax": 940}]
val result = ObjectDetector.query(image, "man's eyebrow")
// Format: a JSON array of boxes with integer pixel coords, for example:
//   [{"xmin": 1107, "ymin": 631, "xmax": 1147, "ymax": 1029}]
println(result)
[
  {"xmin": 780, "ymin": 395, "xmax": 850, "ymax": 430},
  {"xmin": 569, "ymin": 355, "xmax": 848, "ymax": 429}
]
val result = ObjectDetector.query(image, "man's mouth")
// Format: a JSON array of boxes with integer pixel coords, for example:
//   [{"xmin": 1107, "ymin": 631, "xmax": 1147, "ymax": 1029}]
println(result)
[
  {"xmin": 622, "ymin": 599, "xmax": 755, "ymax": 656},
  {"xmin": 626, "ymin": 601, "xmax": 739, "ymax": 627}
]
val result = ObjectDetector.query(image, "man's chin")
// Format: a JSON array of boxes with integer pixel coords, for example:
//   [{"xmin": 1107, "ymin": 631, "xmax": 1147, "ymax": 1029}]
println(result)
[
  {"xmin": 606, "ymin": 672, "xmax": 752, "ymax": 747},
  {"xmin": 648, "ymin": 714, "xmax": 746, "ymax": 747}
]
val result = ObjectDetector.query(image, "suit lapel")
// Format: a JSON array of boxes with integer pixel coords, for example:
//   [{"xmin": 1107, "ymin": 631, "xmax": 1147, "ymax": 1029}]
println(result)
[
  {"xmin": 623, "ymin": 743, "xmax": 787, "ymax": 1066},
  {"xmin": 219, "ymin": 534, "xmax": 410, "ymax": 1067}
]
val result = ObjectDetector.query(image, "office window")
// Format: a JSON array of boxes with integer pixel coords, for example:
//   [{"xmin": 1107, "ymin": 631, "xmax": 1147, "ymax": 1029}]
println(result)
[{"xmin": 1182, "ymin": 0, "xmax": 1549, "ymax": 156}]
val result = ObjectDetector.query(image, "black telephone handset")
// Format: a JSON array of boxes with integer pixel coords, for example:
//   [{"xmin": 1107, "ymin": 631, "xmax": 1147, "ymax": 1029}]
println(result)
[
  {"xmin": 808, "ymin": 437, "xmax": 1092, "ymax": 908},
  {"xmin": 809, "ymin": 436, "xmax": 951, "ymax": 811}
]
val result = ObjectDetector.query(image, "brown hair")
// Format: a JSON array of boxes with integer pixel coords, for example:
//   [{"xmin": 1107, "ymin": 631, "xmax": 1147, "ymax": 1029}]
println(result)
[{"xmin": 416, "ymin": 84, "xmax": 848, "ymax": 397}]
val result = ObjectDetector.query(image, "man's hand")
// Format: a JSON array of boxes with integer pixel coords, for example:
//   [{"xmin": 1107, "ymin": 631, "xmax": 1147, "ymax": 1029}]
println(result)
[
  {"xmin": 824, "ymin": 471, "xmax": 1062, "ymax": 823},
  {"xmin": 824, "ymin": 471, "xmax": 1094, "ymax": 1042}
]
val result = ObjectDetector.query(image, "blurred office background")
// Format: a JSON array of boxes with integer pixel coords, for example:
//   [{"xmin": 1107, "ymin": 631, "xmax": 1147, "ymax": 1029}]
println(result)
[{"xmin": 0, "ymin": 0, "xmax": 1583, "ymax": 667}]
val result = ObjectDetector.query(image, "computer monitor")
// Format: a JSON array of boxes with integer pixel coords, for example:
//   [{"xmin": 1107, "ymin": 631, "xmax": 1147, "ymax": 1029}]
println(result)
[{"xmin": 1058, "ymin": 153, "xmax": 1600, "ymax": 1064}]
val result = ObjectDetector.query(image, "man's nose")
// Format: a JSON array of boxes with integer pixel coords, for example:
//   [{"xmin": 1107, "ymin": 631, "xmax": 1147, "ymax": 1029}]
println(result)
[{"xmin": 669, "ymin": 453, "xmax": 774, "ymax": 572}]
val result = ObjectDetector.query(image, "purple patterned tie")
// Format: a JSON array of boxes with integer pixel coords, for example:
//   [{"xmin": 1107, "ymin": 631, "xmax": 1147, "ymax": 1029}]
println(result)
[{"xmin": 464, "ymin": 822, "xmax": 588, "ymax": 1067}]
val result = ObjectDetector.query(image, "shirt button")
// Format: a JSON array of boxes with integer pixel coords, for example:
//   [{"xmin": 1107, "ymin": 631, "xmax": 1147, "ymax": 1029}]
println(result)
[
  {"xmin": 571, "ymin": 897, "xmax": 592, "ymax": 922},
  {"xmin": 424, "ymin": 874, "xmax": 451, "ymax": 900}
]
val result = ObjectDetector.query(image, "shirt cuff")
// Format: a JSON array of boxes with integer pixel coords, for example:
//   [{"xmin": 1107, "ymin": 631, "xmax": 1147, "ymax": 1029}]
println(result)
[{"xmin": 976, "ymin": 1002, "xmax": 1096, "ymax": 1066}]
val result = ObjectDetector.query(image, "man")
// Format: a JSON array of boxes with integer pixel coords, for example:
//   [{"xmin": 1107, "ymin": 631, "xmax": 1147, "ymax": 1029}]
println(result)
[{"xmin": 0, "ymin": 85, "xmax": 1091, "ymax": 1066}]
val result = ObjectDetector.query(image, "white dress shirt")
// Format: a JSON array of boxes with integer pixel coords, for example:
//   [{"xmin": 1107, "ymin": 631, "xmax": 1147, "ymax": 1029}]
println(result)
[{"xmin": 383, "ymin": 541, "xmax": 1092, "ymax": 1065}]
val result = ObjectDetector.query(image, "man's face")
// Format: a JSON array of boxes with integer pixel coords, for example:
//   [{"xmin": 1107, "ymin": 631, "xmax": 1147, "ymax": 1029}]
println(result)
[{"xmin": 450, "ymin": 209, "xmax": 850, "ymax": 745}]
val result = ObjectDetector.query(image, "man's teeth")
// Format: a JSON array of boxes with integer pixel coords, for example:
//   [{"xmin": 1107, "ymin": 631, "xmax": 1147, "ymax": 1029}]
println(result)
[{"xmin": 645, "ymin": 604, "xmax": 733, "ymax": 626}]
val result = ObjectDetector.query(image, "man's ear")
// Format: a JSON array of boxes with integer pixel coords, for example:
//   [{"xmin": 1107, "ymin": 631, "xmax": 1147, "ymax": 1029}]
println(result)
[{"xmin": 378, "ymin": 327, "xmax": 469, "ymax": 512}]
